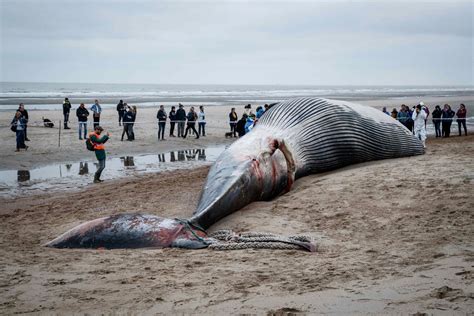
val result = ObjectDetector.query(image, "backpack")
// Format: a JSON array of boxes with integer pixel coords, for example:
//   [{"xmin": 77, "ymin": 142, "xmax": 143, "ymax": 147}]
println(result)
[{"xmin": 85, "ymin": 138, "xmax": 95, "ymax": 151}]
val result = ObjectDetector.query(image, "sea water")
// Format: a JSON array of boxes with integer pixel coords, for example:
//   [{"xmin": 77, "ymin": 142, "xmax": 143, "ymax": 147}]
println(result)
[{"xmin": 1, "ymin": 82, "xmax": 473, "ymax": 110}]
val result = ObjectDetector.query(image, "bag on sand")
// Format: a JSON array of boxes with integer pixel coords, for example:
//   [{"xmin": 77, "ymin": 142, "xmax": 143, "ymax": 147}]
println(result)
[{"xmin": 85, "ymin": 138, "xmax": 95, "ymax": 151}]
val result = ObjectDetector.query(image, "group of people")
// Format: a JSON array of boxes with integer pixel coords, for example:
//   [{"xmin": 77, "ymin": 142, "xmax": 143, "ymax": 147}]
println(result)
[
  {"xmin": 116, "ymin": 100, "xmax": 138, "ymax": 141},
  {"xmin": 229, "ymin": 103, "xmax": 271, "ymax": 138},
  {"xmin": 383, "ymin": 102, "xmax": 468, "ymax": 147},
  {"xmin": 155, "ymin": 103, "xmax": 206, "ymax": 140}
]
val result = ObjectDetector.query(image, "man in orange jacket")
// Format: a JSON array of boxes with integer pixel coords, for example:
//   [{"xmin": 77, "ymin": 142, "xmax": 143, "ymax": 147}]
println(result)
[{"xmin": 90, "ymin": 125, "xmax": 109, "ymax": 183}]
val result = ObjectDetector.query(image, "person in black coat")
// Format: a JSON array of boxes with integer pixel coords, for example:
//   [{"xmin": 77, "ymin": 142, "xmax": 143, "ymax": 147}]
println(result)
[
  {"xmin": 116, "ymin": 100, "xmax": 125, "ymax": 126},
  {"xmin": 63, "ymin": 98, "xmax": 72, "ymax": 129},
  {"xmin": 183, "ymin": 107, "xmax": 199, "ymax": 139},
  {"xmin": 121, "ymin": 106, "xmax": 134, "ymax": 141},
  {"xmin": 18, "ymin": 103, "xmax": 29, "ymax": 141},
  {"xmin": 76, "ymin": 103, "xmax": 89, "ymax": 140},
  {"xmin": 441, "ymin": 104, "xmax": 455, "ymax": 137},
  {"xmin": 176, "ymin": 103, "xmax": 186, "ymax": 137},
  {"xmin": 431, "ymin": 105, "xmax": 442, "ymax": 137},
  {"xmin": 236, "ymin": 114, "xmax": 248, "ymax": 137},
  {"xmin": 157, "ymin": 105, "xmax": 167, "ymax": 140},
  {"xmin": 169, "ymin": 106, "xmax": 177, "ymax": 137}
]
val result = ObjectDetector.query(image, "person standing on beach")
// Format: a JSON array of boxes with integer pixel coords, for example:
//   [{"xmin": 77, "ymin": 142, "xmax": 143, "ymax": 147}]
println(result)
[
  {"xmin": 236, "ymin": 114, "xmax": 247, "ymax": 137},
  {"xmin": 89, "ymin": 125, "xmax": 109, "ymax": 183},
  {"xmin": 169, "ymin": 106, "xmax": 177, "ymax": 137},
  {"xmin": 11, "ymin": 111, "xmax": 28, "ymax": 152},
  {"xmin": 397, "ymin": 105, "xmax": 408, "ymax": 128},
  {"xmin": 456, "ymin": 103, "xmax": 467, "ymax": 136},
  {"xmin": 432, "ymin": 105, "xmax": 442, "ymax": 137},
  {"xmin": 17, "ymin": 103, "xmax": 30, "ymax": 141},
  {"xmin": 441, "ymin": 104, "xmax": 455, "ymax": 137},
  {"xmin": 176, "ymin": 103, "xmax": 186, "ymax": 137},
  {"xmin": 382, "ymin": 107, "xmax": 390, "ymax": 116},
  {"xmin": 62, "ymin": 98, "xmax": 72, "ymax": 129},
  {"xmin": 116, "ymin": 100, "xmax": 125, "ymax": 126},
  {"xmin": 183, "ymin": 107, "xmax": 199, "ymax": 139},
  {"xmin": 420, "ymin": 101, "xmax": 430, "ymax": 129},
  {"xmin": 157, "ymin": 105, "xmax": 167, "ymax": 140},
  {"xmin": 76, "ymin": 103, "xmax": 89, "ymax": 140},
  {"xmin": 198, "ymin": 105, "xmax": 206, "ymax": 137},
  {"xmin": 229, "ymin": 108, "xmax": 238, "ymax": 137},
  {"xmin": 406, "ymin": 106, "xmax": 414, "ymax": 133},
  {"xmin": 412, "ymin": 104, "xmax": 427, "ymax": 148},
  {"xmin": 129, "ymin": 105, "xmax": 137, "ymax": 140},
  {"xmin": 121, "ymin": 105, "xmax": 133, "ymax": 141},
  {"xmin": 90, "ymin": 100, "xmax": 102, "ymax": 129}
]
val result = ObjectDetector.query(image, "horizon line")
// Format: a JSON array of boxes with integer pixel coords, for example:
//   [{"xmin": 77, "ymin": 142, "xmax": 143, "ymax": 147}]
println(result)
[{"xmin": 1, "ymin": 81, "xmax": 473, "ymax": 87}]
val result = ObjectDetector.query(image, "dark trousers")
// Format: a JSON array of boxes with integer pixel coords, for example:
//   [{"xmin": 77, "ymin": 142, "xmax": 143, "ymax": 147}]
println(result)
[
  {"xmin": 121, "ymin": 123, "xmax": 131, "ymax": 141},
  {"xmin": 433, "ymin": 120, "xmax": 441, "ymax": 137},
  {"xmin": 198, "ymin": 122, "xmax": 206, "ymax": 136},
  {"xmin": 118, "ymin": 111, "xmax": 125, "ymax": 125},
  {"xmin": 16, "ymin": 130, "xmax": 26, "ymax": 149},
  {"xmin": 24, "ymin": 125, "xmax": 28, "ymax": 140},
  {"xmin": 95, "ymin": 159, "xmax": 106, "ymax": 180},
  {"xmin": 230, "ymin": 123, "xmax": 237, "ymax": 136},
  {"xmin": 183, "ymin": 123, "xmax": 199, "ymax": 139},
  {"xmin": 129, "ymin": 123, "xmax": 135, "ymax": 140},
  {"xmin": 442, "ymin": 121, "xmax": 452, "ymax": 137},
  {"xmin": 170, "ymin": 122, "xmax": 176, "ymax": 136},
  {"xmin": 63, "ymin": 112, "xmax": 70, "ymax": 127},
  {"xmin": 158, "ymin": 122, "xmax": 166, "ymax": 139},
  {"xmin": 93, "ymin": 115, "xmax": 100, "ymax": 129},
  {"xmin": 458, "ymin": 119, "xmax": 467, "ymax": 136}
]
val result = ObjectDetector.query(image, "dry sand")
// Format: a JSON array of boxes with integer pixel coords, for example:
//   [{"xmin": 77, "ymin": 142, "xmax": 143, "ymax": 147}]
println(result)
[
  {"xmin": 0, "ymin": 133, "xmax": 473, "ymax": 314},
  {"xmin": 0, "ymin": 96, "xmax": 473, "ymax": 314}
]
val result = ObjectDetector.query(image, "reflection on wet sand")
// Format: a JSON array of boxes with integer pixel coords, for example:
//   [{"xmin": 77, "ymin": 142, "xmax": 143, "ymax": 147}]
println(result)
[
  {"xmin": 79, "ymin": 162, "xmax": 89, "ymax": 175},
  {"xmin": 1, "ymin": 146, "xmax": 225, "ymax": 190},
  {"xmin": 121, "ymin": 156, "xmax": 135, "ymax": 167},
  {"xmin": 17, "ymin": 170, "xmax": 30, "ymax": 182}
]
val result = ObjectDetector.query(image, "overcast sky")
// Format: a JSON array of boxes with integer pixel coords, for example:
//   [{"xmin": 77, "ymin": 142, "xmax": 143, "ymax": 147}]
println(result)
[{"xmin": 0, "ymin": 0, "xmax": 472, "ymax": 85}]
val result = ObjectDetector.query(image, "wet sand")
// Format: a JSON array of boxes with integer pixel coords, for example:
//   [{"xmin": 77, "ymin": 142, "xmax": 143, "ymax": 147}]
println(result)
[{"xmin": 0, "ymin": 135, "xmax": 472, "ymax": 314}]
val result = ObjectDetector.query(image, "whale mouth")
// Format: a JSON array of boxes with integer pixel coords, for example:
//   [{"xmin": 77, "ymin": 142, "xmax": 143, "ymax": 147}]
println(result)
[{"xmin": 45, "ymin": 214, "xmax": 210, "ymax": 249}]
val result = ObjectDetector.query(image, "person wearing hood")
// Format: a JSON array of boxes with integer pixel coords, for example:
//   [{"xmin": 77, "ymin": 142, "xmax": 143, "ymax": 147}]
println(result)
[
  {"xmin": 412, "ymin": 104, "xmax": 427, "ymax": 148},
  {"xmin": 431, "ymin": 105, "xmax": 442, "ymax": 137},
  {"xmin": 441, "ymin": 104, "xmax": 455, "ymax": 137},
  {"xmin": 63, "ymin": 98, "xmax": 72, "ymax": 129}
]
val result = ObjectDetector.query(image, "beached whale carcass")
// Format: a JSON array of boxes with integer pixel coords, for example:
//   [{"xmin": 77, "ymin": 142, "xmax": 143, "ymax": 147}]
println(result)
[{"xmin": 46, "ymin": 98, "xmax": 424, "ymax": 250}]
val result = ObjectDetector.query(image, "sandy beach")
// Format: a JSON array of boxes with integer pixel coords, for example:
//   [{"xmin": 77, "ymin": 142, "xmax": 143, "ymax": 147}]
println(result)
[{"xmin": 0, "ymin": 96, "xmax": 473, "ymax": 314}]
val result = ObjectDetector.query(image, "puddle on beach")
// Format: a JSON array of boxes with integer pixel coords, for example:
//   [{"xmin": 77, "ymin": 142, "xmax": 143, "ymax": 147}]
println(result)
[{"xmin": 0, "ymin": 146, "xmax": 226, "ymax": 197}]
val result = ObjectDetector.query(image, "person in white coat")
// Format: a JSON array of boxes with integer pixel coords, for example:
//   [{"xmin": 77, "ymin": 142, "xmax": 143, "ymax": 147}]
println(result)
[{"xmin": 412, "ymin": 104, "xmax": 427, "ymax": 148}]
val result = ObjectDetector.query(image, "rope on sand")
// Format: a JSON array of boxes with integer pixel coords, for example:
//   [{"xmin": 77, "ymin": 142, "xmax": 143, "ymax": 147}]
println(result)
[{"xmin": 207, "ymin": 229, "xmax": 316, "ymax": 251}]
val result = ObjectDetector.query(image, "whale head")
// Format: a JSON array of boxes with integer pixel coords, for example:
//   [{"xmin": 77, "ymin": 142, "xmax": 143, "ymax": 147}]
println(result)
[
  {"xmin": 45, "ymin": 214, "xmax": 210, "ymax": 249},
  {"xmin": 190, "ymin": 129, "xmax": 296, "ymax": 229}
]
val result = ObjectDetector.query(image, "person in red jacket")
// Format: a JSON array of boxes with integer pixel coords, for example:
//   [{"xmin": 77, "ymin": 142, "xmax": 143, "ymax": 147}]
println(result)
[{"xmin": 456, "ymin": 103, "xmax": 467, "ymax": 136}]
